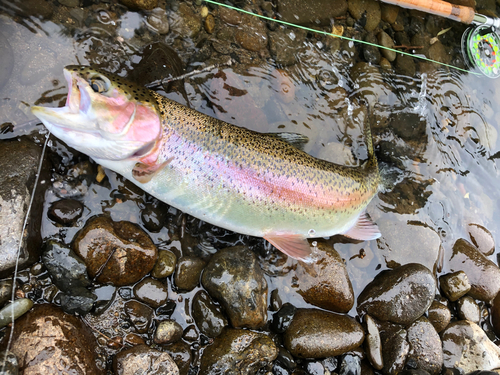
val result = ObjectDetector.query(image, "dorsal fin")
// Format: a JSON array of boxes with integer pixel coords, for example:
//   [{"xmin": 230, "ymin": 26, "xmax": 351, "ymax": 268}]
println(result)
[{"xmin": 267, "ymin": 132, "xmax": 309, "ymax": 151}]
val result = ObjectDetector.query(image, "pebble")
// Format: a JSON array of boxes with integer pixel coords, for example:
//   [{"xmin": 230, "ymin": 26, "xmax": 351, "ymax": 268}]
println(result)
[
  {"xmin": 154, "ymin": 320, "xmax": 183, "ymax": 345},
  {"xmin": 449, "ymin": 238, "xmax": 500, "ymax": 302},
  {"xmin": 283, "ymin": 309, "xmax": 364, "ymax": 358},
  {"xmin": 277, "ymin": 0, "xmax": 347, "ymax": 25},
  {"xmin": 133, "ymin": 277, "xmax": 168, "ymax": 308},
  {"xmin": 191, "ymin": 290, "xmax": 228, "ymax": 338},
  {"xmin": 204, "ymin": 14, "xmax": 215, "ymax": 34},
  {"xmin": 364, "ymin": 315, "xmax": 383, "ymax": 370},
  {"xmin": 395, "ymin": 54, "xmax": 416, "ymax": 77},
  {"xmin": 389, "ymin": 112, "xmax": 427, "ymax": 143},
  {"xmin": 271, "ymin": 303, "xmax": 297, "ymax": 333},
  {"xmin": 0, "ymin": 279, "xmax": 13, "ymax": 306},
  {"xmin": 182, "ymin": 324, "xmax": 199, "ymax": 342},
  {"xmin": 406, "ymin": 317, "xmax": 443, "ymax": 374},
  {"xmin": 357, "ymin": 263, "xmax": 436, "ymax": 325},
  {"xmin": 457, "ymin": 295, "xmax": 481, "ymax": 323},
  {"xmin": 381, "ymin": 3, "xmax": 399, "ymax": 23},
  {"xmin": 151, "ymin": 249, "xmax": 177, "ymax": 279},
  {"xmin": 47, "ymin": 197, "xmax": 83, "ymax": 226},
  {"xmin": 427, "ymin": 299, "xmax": 451, "ymax": 333},
  {"xmin": 0, "ymin": 298, "xmax": 34, "ymax": 328},
  {"xmin": 200, "ymin": 328, "xmax": 278, "ymax": 374},
  {"xmin": 118, "ymin": 0, "xmax": 157, "ymax": 11},
  {"xmin": 124, "ymin": 300, "xmax": 154, "ymax": 334},
  {"xmin": 363, "ymin": 33, "xmax": 381, "ymax": 64},
  {"xmin": 163, "ymin": 341, "xmax": 192, "ymax": 375},
  {"xmin": 441, "ymin": 320, "xmax": 500, "ymax": 372},
  {"xmin": 141, "ymin": 202, "xmax": 168, "ymax": 232},
  {"xmin": 113, "ymin": 344, "xmax": 179, "ymax": 375},
  {"xmin": 174, "ymin": 256, "xmax": 205, "ymax": 291},
  {"xmin": 73, "ymin": 216, "xmax": 157, "ymax": 286},
  {"xmin": 218, "ymin": 7, "xmax": 242, "ymax": 25},
  {"xmin": 347, "ymin": 0, "xmax": 381, "ymax": 31},
  {"xmin": 146, "ymin": 8, "xmax": 170, "ymax": 35},
  {"xmin": 234, "ymin": 15, "xmax": 268, "ymax": 52},
  {"xmin": 169, "ymin": 3, "xmax": 201, "ymax": 39},
  {"xmin": 0, "ymin": 350, "xmax": 18, "ymax": 375},
  {"xmin": 439, "ymin": 270, "xmax": 471, "ymax": 301},
  {"xmin": 293, "ymin": 243, "xmax": 354, "ymax": 312},
  {"xmin": 201, "ymin": 246, "xmax": 268, "ymax": 329},
  {"xmin": 468, "ymin": 223, "xmax": 495, "ymax": 256},
  {"xmin": 382, "ymin": 329, "xmax": 409, "ymax": 375},
  {"xmin": 378, "ymin": 30, "xmax": 396, "ymax": 62},
  {"xmin": 8, "ymin": 304, "xmax": 102, "ymax": 374}
]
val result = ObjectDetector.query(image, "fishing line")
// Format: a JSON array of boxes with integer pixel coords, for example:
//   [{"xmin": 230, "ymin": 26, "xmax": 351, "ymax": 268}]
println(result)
[
  {"xmin": 203, "ymin": 0, "xmax": 482, "ymax": 76},
  {"xmin": 0, "ymin": 130, "xmax": 50, "ymax": 372}
]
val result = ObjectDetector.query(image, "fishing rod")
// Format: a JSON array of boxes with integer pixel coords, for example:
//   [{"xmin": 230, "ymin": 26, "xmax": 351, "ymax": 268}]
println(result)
[{"xmin": 379, "ymin": 0, "xmax": 500, "ymax": 78}]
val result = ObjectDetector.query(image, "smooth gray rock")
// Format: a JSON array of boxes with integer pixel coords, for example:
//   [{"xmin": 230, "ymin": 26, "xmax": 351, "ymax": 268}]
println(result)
[{"xmin": 113, "ymin": 344, "xmax": 179, "ymax": 375}]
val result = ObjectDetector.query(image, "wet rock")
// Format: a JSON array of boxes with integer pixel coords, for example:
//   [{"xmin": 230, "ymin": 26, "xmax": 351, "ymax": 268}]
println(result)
[
  {"xmin": 277, "ymin": 0, "xmax": 347, "ymax": 25},
  {"xmin": 442, "ymin": 320, "xmax": 500, "ymax": 371},
  {"xmin": 169, "ymin": 3, "xmax": 201, "ymax": 39},
  {"xmin": 0, "ymin": 31, "xmax": 14, "ymax": 91},
  {"xmin": 456, "ymin": 295, "xmax": 480, "ymax": 323},
  {"xmin": 348, "ymin": 0, "xmax": 381, "ymax": 31},
  {"xmin": 200, "ymin": 328, "xmax": 278, "ymax": 375},
  {"xmin": 114, "ymin": 344, "xmax": 178, "ymax": 375},
  {"xmin": 48, "ymin": 199, "xmax": 83, "ymax": 226},
  {"xmin": 271, "ymin": 303, "xmax": 297, "ymax": 334},
  {"xmin": 175, "ymin": 255, "xmax": 205, "ymax": 291},
  {"xmin": 133, "ymin": 277, "xmax": 168, "ymax": 308},
  {"xmin": 468, "ymin": 223, "xmax": 495, "ymax": 256},
  {"xmin": 154, "ymin": 320, "xmax": 183, "ymax": 345},
  {"xmin": 283, "ymin": 309, "xmax": 364, "ymax": 358},
  {"xmin": 357, "ymin": 263, "xmax": 436, "ymax": 325},
  {"xmin": 235, "ymin": 15, "xmax": 268, "ymax": 52},
  {"xmin": 382, "ymin": 329, "xmax": 409, "ymax": 375},
  {"xmin": 204, "ymin": 14, "xmax": 216, "ymax": 34},
  {"xmin": 0, "ymin": 298, "xmax": 34, "ymax": 329},
  {"xmin": 428, "ymin": 41, "xmax": 450, "ymax": 64},
  {"xmin": 268, "ymin": 27, "xmax": 307, "ymax": 66},
  {"xmin": 218, "ymin": 7, "xmax": 242, "ymax": 25},
  {"xmin": 381, "ymin": 3, "xmax": 399, "ymax": 23},
  {"xmin": 293, "ymin": 244, "xmax": 354, "ymax": 312},
  {"xmin": 0, "ymin": 138, "xmax": 49, "ymax": 278},
  {"xmin": 192, "ymin": 290, "xmax": 228, "ymax": 338},
  {"xmin": 427, "ymin": 299, "xmax": 451, "ymax": 333},
  {"xmin": 439, "ymin": 270, "xmax": 471, "ymax": 301},
  {"xmin": 395, "ymin": 54, "xmax": 416, "ymax": 77},
  {"xmin": 406, "ymin": 317, "xmax": 443, "ymax": 374},
  {"xmin": 60, "ymin": 292, "xmax": 96, "ymax": 315},
  {"xmin": 182, "ymin": 324, "xmax": 199, "ymax": 342},
  {"xmin": 364, "ymin": 315, "xmax": 383, "ymax": 370},
  {"xmin": 151, "ymin": 249, "xmax": 177, "ymax": 279},
  {"xmin": 163, "ymin": 341, "xmax": 191, "ymax": 375},
  {"xmin": 378, "ymin": 30, "xmax": 396, "ymax": 61},
  {"xmin": 491, "ymin": 292, "xmax": 500, "ymax": 335},
  {"xmin": 146, "ymin": 8, "xmax": 170, "ymax": 34},
  {"xmin": 5, "ymin": 304, "xmax": 102, "ymax": 374},
  {"xmin": 0, "ymin": 279, "xmax": 13, "ymax": 306},
  {"xmin": 141, "ymin": 202, "xmax": 168, "ymax": 232},
  {"xmin": 0, "ymin": 350, "xmax": 18, "ymax": 374},
  {"xmin": 201, "ymin": 246, "xmax": 267, "ymax": 329},
  {"xmin": 57, "ymin": 0, "xmax": 79, "ymax": 7},
  {"xmin": 363, "ymin": 33, "xmax": 381, "ymax": 64},
  {"xmin": 449, "ymin": 238, "xmax": 500, "ymax": 302},
  {"xmin": 118, "ymin": 0, "xmax": 157, "ymax": 11},
  {"xmin": 124, "ymin": 300, "xmax": 154, "ymax": 334},
  {"xmin": 73, "ymin": 216, "xmax": 157, "ymax": 286},
  {"xmin": 389, "ymin": 112, "xmax": 427, "ymax": 142}
]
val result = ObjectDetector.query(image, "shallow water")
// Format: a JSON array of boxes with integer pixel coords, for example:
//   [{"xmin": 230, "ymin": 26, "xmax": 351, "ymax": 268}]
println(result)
[{"xmin": 1, "ymin": 0, "xmax": 500, "ymax": 371}]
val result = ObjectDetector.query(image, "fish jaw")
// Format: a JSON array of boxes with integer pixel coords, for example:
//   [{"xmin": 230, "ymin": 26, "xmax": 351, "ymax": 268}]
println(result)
[{"xmin": 31, "ymin": 66, "xmax": 162, "ymax": 161}]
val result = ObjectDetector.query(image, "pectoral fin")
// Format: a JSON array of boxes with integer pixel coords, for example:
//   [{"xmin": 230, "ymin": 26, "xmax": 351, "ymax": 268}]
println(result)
[
  {"xmin": 264, "ymin": 233, "xmax": 312, "ymax": 261},
  {"xmin": 132, "ymin": 156, "xmax": 174, "ymax": 183},
  {"xmin": 343, "ymin": 212, "xmax": 381, "ymax": 240}
]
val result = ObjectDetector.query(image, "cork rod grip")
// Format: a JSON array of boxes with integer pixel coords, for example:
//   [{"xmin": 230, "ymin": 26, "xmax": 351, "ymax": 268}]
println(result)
[{"xmin": 381, "ymin": 0, "xmax": 475, "ymax": 24}]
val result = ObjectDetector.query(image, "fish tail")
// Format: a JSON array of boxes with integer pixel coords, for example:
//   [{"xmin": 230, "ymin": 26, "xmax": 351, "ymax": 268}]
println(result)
[{"xmin": 364, "ymin": 103, "xmax": 377, "ymax": 167}]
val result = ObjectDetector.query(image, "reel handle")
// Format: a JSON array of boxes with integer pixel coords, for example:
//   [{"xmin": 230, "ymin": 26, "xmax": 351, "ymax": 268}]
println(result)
[{"xmin": 380, "ymin": 0, "xmax": 475, "ymax": 24}]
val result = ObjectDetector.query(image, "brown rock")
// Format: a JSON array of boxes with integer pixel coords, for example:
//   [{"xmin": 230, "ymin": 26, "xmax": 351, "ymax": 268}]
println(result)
[
  {"xmin": 283, "ymin": 309, "xmax": 364, "ymax": 358},
  {"xmin": 175, "ymin": 256, "xmax": 205, "ymax": 291},
  {"xmin": 73, "ymin": 216, "xmax": 157, "ymax": 286},
  {"xmin": 3, "ymin": 304, "xmax": 102, "ymax": 374},
  {"xmin": 406, "ymin": 317, "xmax": 443, "ymax": 374},
  {"xmin": 118, "ymin": 0, "xmax": 157, "ymax": 10},
  {"xmin": 218, "ymin": 7, "xmax": 242, "ymax": 25},
  {"xmin": 294, "ymin": 242, "xmax": 354, "ymax": 313},
  {"xmin": 449, "ymin": 238, "xmax": 500, "ymax": 302},
  {"xmin": 133, "ymin": 277, "xmax": 168, "ymax": 308},
  {"xmin": 235, "ymin": 15, "xmax": 268, "ymax": 52},
  {"xmin": 427, "ymin": 299, "xmax": 451, "ymax": 333},
  {"xmin": 348, "ymin": 0, "xmax": 381, "ymax": 31},
  {"xmin": 114, "ymin": 344, "xmax": 179, "ymax": 374},
  {"xmin": 277, "ymin": 0, "xmax": 347, "ymax": 25}
]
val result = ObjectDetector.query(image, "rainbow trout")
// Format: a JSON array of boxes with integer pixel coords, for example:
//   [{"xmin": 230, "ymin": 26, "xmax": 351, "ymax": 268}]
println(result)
[{"xmin": 32, "ymin": 66, "xmax": 381, "ymax": 260}]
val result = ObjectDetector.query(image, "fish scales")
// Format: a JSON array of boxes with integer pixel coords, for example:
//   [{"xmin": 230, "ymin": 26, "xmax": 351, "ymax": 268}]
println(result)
[{"xmin": 32, "ymin": 65, "xmax": 381, "ymax": 260}]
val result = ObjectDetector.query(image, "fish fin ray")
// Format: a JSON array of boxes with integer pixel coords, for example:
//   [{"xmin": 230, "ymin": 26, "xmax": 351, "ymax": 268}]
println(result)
[
  {"xmin": 264, "ymin": 233, "xmax": 312, "ymax": 260},
  {"xmin": 268, "ymin": 132, "xmax": 309, "ymax": 150},
  {"xmin": 132, "ymin": 156, "xmax": 174, "ymax": 183},
  {"xmin": 343, "ymin": 212, "xmax": 381, "ymax": 240}
]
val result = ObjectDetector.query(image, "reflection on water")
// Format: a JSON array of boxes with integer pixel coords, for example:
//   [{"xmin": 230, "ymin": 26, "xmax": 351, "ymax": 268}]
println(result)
[{"xmin": 1, "ymin": 0, "xmax": 500, "ymax": 369}]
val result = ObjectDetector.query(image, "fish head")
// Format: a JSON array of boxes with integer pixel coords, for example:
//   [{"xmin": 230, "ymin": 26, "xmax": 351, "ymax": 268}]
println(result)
[{"xmin": 32, "ymin": 65, "xmax": 161, "ymax": 160}]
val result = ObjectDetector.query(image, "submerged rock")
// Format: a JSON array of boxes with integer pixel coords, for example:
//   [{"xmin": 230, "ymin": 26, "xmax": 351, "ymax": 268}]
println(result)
[
  {"xmin": 201, "ymin": 246, "xmax": 267, "ymax": 329},
  {"xmin": 133, "ymin": 277, "xmax": 168, "ymax": 308},
  {"xmin": 118, "ymin": 0, "xmax": 157, "ymax": 11},
  {"xmin": 47, "ymin": 199, "xmax": 83, "ymax": 226},
  {"xmin": 357, "ymin": 263, "xmax": 435, "ymax": 325},
  {"xmin": 467, "ymin": 223, "xmax": 495, "ymax": 256},
  {"xmin": 73, "ymin": 216, "xmax": 157, "ymax": 286},
  {"xmin": 277, "ymin": 0, "xmax": 347, "ymax": 25},
  {"xmin": 200, "ymin": 328, "xmax": 278, "ymax": 375},
  {"xmin": 0, "ymin": 298, "xmax": 34, "ymax": 329},
  {"xmin": 191, "ymin": 290, "xmax": 228, "ymax": 338},
  {"xmin": 348, "ymin": 0, "xmax": 381, "ymax": 31},
  {"xmin": 283, "ymin": 309, "xmax": 364, "ymax": 358},
  {"xmin": 5, "ymin": 304, "xmax": 102, "ymax": 374},
  {"xmin": 113, "ymin": 344, "xmax": 179, "ymax": 375}
]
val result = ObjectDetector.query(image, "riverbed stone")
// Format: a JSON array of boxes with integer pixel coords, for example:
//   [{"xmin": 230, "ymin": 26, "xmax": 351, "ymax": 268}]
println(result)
[
  {"xmin": 348, "ymin": 0, "xmax": 381, "ymax": 31},
  {"xmin": 200, "ymin": 328, "xmax": 278, "ymax": 375},
  {"xmin": 364, "ymin": 315, "xmax": 383, "ymax": 370},
  {"xmin": 133, "ymin": 277, "xmax": 168, "ymax": 308},
  {"xmin": 154, "ymin": 320, "xmax": 183, "ymax": 345},
  {"xmin": 0, "ymin": 138, "xmax": 49, "ymax": 278},
  {"xmin": 439, "ymin": 270, "xmax": 471, "ymax": 301},
  {"xmin": 491, "ymin": 291, "xmax": 500, "ymax": 335},
  {"xmin": 378, "ymin": 30, "xmax": 396, "ymax": 61},
  {"xmin": 468, "ymin": 223, "xmax": 495, "ymax": 256},
  {"xmin": 382, "ymin": 329, "xmax": 409, "ymax": 375},
  {"xmin": 235, "ymin": 14, "xmax": 268, "ymax": 52},
  {"xmin": 169, "ymin": 3, "xmax": 201, "ymax": 39},
  {"xmin": 283, "ymin": 309, "xmax": 365, "ymax": 358},
  {"xmin": 192, "ymin": 290, "xmax": 228, "ymax": 338},
  {"xmin": 48, "ymin": 198, "xmax": 83, "ymax": 226},
  {"xmin": 3, "ymin": 304, "xmax": 102, "ymax": 374},
  {"xmin": 175, "ymin": 256, "xmax": 205, "ymax": 291},
  {"xmin": 277, "ymin": 0, "xmax": 347, "ymax": 25},
  {"xmin": 427, "ymin": 298, "xmax": 451, "ymax": 333},
  {"xmin": 0, "ymin": 31, "xmax": 14, "ymax": 91},
  {"xmin": 151, "ymin": 249, "xmax": 177, "ymax": 279},
  {"xmin": 73, "ymin": 216, "xmax": 157, "ymax": 286},
  {"xmin": 163, "ymin": 341, "xmax": 191, "ymax": 375},
  {"xmin": 124, "ymin": 300, "xmax": 154, "ymax": 334},
  {"xmin": 113, "ymin": 344, "xmax": 178, "ymax": 375},
  {"xmin": 118, "ymin": 0, "xmax": 157, "ymax": 10},
  {"xmin": 441, "ymin": 320, "xmax": 500, "ymax": 371},
  {"xmin": 456, "ymin": 295, "xmax": 480, "ymax": 323},
  {"xmin": 449, "ymin": 238, "xmax": 500, "ymax": 302},
  {"xmin": 201, "ymin": 246, "xmax": 267, "ymax": 329},
  {"xmin": 293, "ymin": 242, "xmax": 354, "ymax": 313},
  {"xmin": 357, "ymin": 263, "xmax": 435, "ymax": 325},
  {"xmin": 268, "ymin": 27, "xmax": 307, "ymax": 66},
  {"xmin": 406, "ymin": 317, "xmax": 443, "ymax": 374}
]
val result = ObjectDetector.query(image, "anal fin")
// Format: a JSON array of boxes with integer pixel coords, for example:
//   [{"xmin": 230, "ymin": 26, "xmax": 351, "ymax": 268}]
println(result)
[
  {"xmin": 132, "ymin": 156, "xmax": 174, "ymax": 183},
  {"xmin": 343, "ymin": 212, "xmax": 381, "ymax": 241},
  {"xmin": 264, "ymin": 233, "xmax": 312, "ymax": 261}
]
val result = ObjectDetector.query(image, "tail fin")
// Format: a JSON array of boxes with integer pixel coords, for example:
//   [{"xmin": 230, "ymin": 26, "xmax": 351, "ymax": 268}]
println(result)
[{"xmin": 363, "ymin": 103, "xmax": 377, "ymax": 167}]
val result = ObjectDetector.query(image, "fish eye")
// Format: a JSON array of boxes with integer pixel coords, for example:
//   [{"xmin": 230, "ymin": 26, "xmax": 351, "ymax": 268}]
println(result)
[{"xmin": 89, "ymin": 77, "xmax": 109, "ymax": 93}]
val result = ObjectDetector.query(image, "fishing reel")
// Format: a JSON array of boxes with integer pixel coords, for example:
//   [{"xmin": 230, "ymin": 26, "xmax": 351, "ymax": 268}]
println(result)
[{"xmin": 462, "ymin": 25, "xmax": 500, "ymax": 79}]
